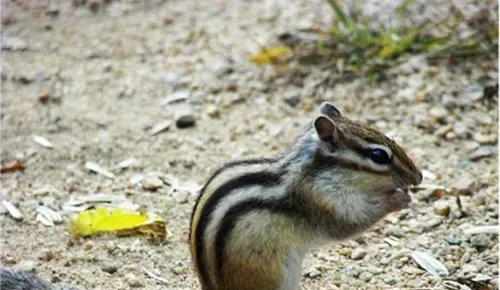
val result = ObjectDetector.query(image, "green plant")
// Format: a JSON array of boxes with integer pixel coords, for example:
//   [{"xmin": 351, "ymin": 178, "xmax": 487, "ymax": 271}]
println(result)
[{"xmin": 323, "ymin": 0, "xmax": 497, "ymax": 79}]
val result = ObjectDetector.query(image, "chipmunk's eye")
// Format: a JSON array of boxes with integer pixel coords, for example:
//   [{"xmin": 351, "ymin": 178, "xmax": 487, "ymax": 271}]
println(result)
[{"xmin": 369, "ymin": 148, "xmax": 391, "ymax": 165}]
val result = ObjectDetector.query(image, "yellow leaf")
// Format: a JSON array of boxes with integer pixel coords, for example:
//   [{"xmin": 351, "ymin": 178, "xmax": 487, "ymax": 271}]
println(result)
[
  {"xmin": 69, "ymin": 207, "xmax": 166, "ymax": 240},
  {"xmin": 249, "ymin": 46, "xmax": 292, "ymax": 65}
]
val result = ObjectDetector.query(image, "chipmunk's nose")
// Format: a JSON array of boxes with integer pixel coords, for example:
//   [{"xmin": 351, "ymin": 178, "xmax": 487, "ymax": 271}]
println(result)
[{"xmin": 414, "ymin": 171, "xmax": 423, "ymax": 185}]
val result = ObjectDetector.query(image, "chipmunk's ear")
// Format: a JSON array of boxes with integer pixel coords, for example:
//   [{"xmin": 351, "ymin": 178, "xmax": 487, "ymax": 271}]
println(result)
[
  {"xmin": 319, "ymin": 102, "xmax": 341, "ymax": 119},
  {"xmin": 314, "ymin": 115, "xmax": 336, "ymax": 141}
]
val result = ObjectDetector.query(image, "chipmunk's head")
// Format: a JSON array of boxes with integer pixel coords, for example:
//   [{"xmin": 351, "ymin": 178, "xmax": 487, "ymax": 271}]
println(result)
[{"xmin": 303, "ymin": 102, "xmax": 422, "ymax": 235}]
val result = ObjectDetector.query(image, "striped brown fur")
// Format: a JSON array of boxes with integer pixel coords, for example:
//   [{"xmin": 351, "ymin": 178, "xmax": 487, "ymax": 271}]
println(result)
[{"xmin": 189, "ymin": 102, "xmax": 422, "ymax": 290}]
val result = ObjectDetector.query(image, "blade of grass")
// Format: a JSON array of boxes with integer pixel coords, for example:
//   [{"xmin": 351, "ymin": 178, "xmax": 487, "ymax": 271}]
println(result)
[{"xmin": 326, "ymin": 0, "xmax": 354, "ymax": 33}]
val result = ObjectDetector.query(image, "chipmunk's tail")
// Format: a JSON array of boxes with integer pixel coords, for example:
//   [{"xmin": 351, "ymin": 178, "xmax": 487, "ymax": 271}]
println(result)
[{"xmin": 0, "ymin": 268, "xmax": 78, "ymax": 290}]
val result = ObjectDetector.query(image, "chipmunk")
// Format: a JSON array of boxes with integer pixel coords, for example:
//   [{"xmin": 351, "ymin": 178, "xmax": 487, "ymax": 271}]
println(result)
[
  {"xmin": 189, "ymin": 102, "xmax": 422, "ymax": 290},
  {"xmin": 0, "ymin": 268, "xmax": 77, "ymax": 290}
]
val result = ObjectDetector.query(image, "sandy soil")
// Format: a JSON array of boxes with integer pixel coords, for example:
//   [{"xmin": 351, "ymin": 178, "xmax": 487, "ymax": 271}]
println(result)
[{"xmin": 1, "ymin": 0, "xmax": 498, "ymax": 289}]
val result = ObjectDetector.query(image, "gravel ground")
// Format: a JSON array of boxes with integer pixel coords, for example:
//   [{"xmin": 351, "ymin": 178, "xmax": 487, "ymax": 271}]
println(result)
[{"xmin": 1, "ymin": 0, "xmax": 498, "ymax": 289}]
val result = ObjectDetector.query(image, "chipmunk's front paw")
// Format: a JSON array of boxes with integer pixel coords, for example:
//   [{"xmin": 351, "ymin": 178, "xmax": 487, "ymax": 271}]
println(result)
[{"xmin": 389, "ymin": 188, "xmax": 411, "ymax": 211}]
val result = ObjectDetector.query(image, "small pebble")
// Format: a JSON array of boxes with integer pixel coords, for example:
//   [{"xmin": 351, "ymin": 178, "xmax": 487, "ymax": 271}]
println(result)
[
  {"xmin": 385, "ymin": 225, "xmax": 404, "ymax": 237},
  {"xmin": 210, "ymin": 57, "xmax": 233, "ymax": 76},
  {"xmin": 306, "ymin": 269, "xmax": 322, "ymax": 279},
  {"xmin": 337, "ymin": 247, "xmax": 350, "ymax": 257},
  {"xmin": 458, "ymin": 264, "xmax": 479, "ymax": 277},
  {"xmin": 284, "ymin": 91, "xmax": 300, "ymax": 107},
  {"xmin": 470, "ymin": 260, "xmax": 487, "ymax": 271},
  {"xmin": 473, "ymin": 132, "xmax": 492, "ymax": 144},
  {"xmin": 452, "ymin": 122, "xmax": 468, "ymax": 138},
  {"xmin": 126, "ymin": 273, "xmax": 145, "ymax": 287},
  {"xmin": 470, "ymin": 234, "xmax": 489, "ymax": 248},
  {"xmin": 173, "ymin": 190, "xmax": 190, "ymax": 204},
  {"xmin": 423, "ymin": 217, "xmax": 442, "ymax": 230},
  {"xmin": 141, "ymin": 176, "xmax": 164, "ymax": 191},
  {"xmin": 105, "ymin": 241, "xmax": 118, "ymax": 253},
  {"xmin": 458, "ymin": 83, "xmax": 484, "ymax": 104},
  {"xmin": 464, "ymin": 141, "xmax": 480, "ymax": 152},
  {"xmin": 483, "ymin": 254, "xmax": 498, "ymax": 265},
  {"xmin": 383, "ymin": 276, "xmax": 397, "ymax": 285},
  {"xmin": 469, "ymin": 146, "xmax": 493, "ymax": 161},
  {"xmin": 101, "ymin": 263, "xmax": 118, "ymax": 274},
  {"xmin": 350, "ymin": 248, "xmax": 368, "ymax": 260},
  {"xmin": 45, "ymin": 5, "xmax": 60, "ymax": 17},
  {"xmin": 206, "ymin": 105, "xmax": 220, "ymax": 118},
  {"xmin": 428, "ymin": 107, "xmax": 448, "ymax": 122},
  {"xmin": 407, "ymin": 220, "xmax": 424, "ymax": 234},
  {"xmin": 87, "ymin": 0, "xmax": 101, "ymax": 13},
  {"xmin": 84, "ymin": 241, "xmax": 95, "ymax": 251},
  {"xmin": 435, "ymin": 124, "xmax": 452, "ymax": 138},
  {"xmin": 441, "ymin": 95, "xmax": 456, "ymax": 109},
  {"xmin": 471, "ymin": 192, "xmax": 487, "ymax": 206},
  {"xmin": 433, "ymin": 201, "xmax": 450, "ymax": 216},
  {"xmin": 444, "ymin": 236, "xmax": 461, "ymax": 245},
  {"xmin": 170, "ymin": 266, "xmax": 184, "ymax": 275},
  {"xmin": 1, "ymin": 35, "xmax": 28, "ymax": 51},
  {"xmin": 453, "ymin": 177, "xmax": 476, "ymax": 196},
  {"xmin": 359, "ymin": 271, "xmax": 373, "ymax": 282},
  {"xmin": 475, "ymin": 114, "xmax": 492, "ymax": 125},
  {"xmin": 176, "ymin": 114, "xmax": 196, "ymax": 128}
]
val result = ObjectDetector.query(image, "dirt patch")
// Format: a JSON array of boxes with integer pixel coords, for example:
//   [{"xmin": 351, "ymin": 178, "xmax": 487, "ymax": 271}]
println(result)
[{"xmin": 1, "ymin": 0, "xmax": 498, "ymax": 289}]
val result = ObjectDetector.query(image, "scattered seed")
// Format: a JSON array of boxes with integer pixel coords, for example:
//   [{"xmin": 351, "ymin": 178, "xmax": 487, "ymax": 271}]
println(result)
[
  {"xmin": 85, "ymin": 161, "xmax": 116, "ymax": 179},
  {"xmin": 32, "ymin": 135, "xmax": 54, "ymax": 149},
  {"xmin": 421, "ymin": 169, "xmax": 437, "ymax": 181},
  {"xmin": 141, "ymin": 266, "xmax": 169, "ymax": 285},
  {"xmin": 36, "ymin": 212, "xmax": 55, "ymax": 227},
  {"xmin": 63, "ymin": 194, "xmax": 140, "ymax": 213},
  {"xmin": 36, "ymin": 206, "xmax": 62, "ymax": 226},
  {"xmin": 157, "ymin": 91, "xmax": 189, "ymax": 106},
  {"xmin": 411, "ymin": 251, "xmax": 449, "ymax": 277},
  {"xmin": 61, "ymin": 204, "xmax": 91, "ymax": 213},
  {"xmin": 2, "ymin": 200, "xmax": 23, "ymax": 221},
  {"xmin": 116, "ymin": 158, "xmax": 140, "ymax": 169},
  {"xmin": 33, "ymin": 185, "xmax": 59, "ymax": 197},
  {"xmin": 442, "ymin": 280, "xmax": 472, "ymax": 290},
  {"xmin": 150, "ymin": 120, "xmax": 172, "ymax": 136},
  {"xmin": 383, "ymin": 236, "xmax": 400, "ymax": 247},
  {"xmin": 463, "ymin": 226, "xmax": 498, "ymax": 235},
  {"xmin": 471, "ymin": 274, "xmax": 491, "ymax": 282},
  {"xmin": 130, "ymin": 174, "xmax": 146, "ymax": 185}
]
